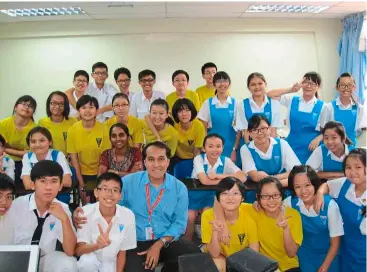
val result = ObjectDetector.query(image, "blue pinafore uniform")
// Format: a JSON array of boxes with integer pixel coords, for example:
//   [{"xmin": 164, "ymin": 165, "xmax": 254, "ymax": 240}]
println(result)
[
  {"xmin": 321, "ymin": 144, "xmax": 355, "ymax": 172},
  {"xmin": 332, "ymin": 100, "xmax": 358, "ymax": 145}
]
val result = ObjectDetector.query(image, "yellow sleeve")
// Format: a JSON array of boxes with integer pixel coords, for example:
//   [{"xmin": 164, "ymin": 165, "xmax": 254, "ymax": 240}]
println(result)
[
  {"xmin": 245, "ymin": 214, "xmax": 259, "ymax": 244},
  {"xmin": 193, "ymin": 92, "xmax": 201, "ymax": 111},
  {"xmin": 38, "ymin": 118, "xmax": 45, "ymax": 127},
  {"xmin": 67, "ymin": 125, "xmax": 77, "ymax": 154},
  {"xmin": 102, "ymin": 125, "xmax": 112, "ymax": 152},
  {"xmin": 194, "ymin": 121, "xmax": 205, "ymax": 148},
  {"xmin": 288, "ymin": 209, "xmax": 303, "ymax": 245},
  {"xmin": 165, "ymin": 128, "xmax": 178, "ymax": 156},
  {"xmin": 133, "ymin": 119, "xmax": 143, "ymax": 144},
  {"xmin": 201, "ymin": 209, "xmax": 214, "ymax": 244}
]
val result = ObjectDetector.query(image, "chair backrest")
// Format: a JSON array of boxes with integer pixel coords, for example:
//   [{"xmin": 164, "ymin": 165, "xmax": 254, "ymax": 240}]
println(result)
[{"xmin": 173, "ymin": 159, "xmax": 194, "ymax": 179}]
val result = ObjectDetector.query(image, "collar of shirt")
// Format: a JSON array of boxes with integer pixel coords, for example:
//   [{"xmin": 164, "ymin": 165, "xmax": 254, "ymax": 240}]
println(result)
[
  {"xmin": 28, "ymin": 149, "xmax": 54, "ymax": 163},
  {"xmin": 91, "ymin": 82, "xmax": 106, "ymax": 92},
  {"xmin": 248, "ymin": 137, "xmax": 278, "ymax": 158},
  {"xmin": 92, "ymin": 202, "xmax": 121, "ymax": 221},
  {"xmin": 249, "ymin": 95, "xmax": 269, "ymax": 110},
  {"xmin": 141, "ymin": 91, "xmax": 159, "ymax": 103},
  {"xmin": 28, "ymin": 193, "xmax": 56, "ymax": 218},
  {"xmin": 138, "ymin": 171, "xmax": 173, "ymax": 192},
  {"xmin": 335, "ymin": 97, "xmax": 355, "ymax": 109},
  {"xmin": 295, "ymin": 198, "xmax": 318, "ymax": 217},
  {"xmin": 202, "ymin": 154, "xmax": 224, "ymax": 169},
  {"xmin": 326, "ymin": 143, "xmax": 350, "ymax": 161},
  {"xmin": 300, "ymin": 95, "xmax": 317, "ymax": 105},
  {"xmin": 211, "ymin": 95, "xmax": 232, "ymax": 105}
]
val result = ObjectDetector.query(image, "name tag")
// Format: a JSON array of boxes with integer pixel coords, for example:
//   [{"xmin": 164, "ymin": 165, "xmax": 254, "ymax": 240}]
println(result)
[{"xmin": 145, "ymin": 226, "xmax": 154, "ymax": 240}]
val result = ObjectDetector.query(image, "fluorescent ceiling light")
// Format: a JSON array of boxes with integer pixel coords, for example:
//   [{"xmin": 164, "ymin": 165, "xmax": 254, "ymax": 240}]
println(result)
[
  {"xmin": 246, "ymin": 5, "xmax": 330, "ymax": 14},
  {"xmin": 0, "ymin": 7, "xmax": 84, "ymax": 17}
]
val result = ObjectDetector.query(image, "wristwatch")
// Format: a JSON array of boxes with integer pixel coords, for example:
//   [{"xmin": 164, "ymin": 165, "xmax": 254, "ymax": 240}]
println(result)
[
  {"xmin": 160, "ymin": 237, "xmax": 170, "ymax": 248},
  {"xmin": 232, "ymin": 147, "xmax": 238, "ymax": 152}
]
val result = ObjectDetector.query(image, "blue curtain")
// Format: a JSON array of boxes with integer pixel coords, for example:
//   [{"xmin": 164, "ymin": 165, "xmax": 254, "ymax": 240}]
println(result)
[{"xmin": 338, "ymin": 12, "xmax": 366, "ymax": 104}]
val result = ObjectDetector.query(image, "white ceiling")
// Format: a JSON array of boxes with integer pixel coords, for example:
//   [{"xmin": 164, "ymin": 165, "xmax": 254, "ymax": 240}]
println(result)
[{"xmin": 0, "ymin": 1, "xmax": 365, "ymax": 23}]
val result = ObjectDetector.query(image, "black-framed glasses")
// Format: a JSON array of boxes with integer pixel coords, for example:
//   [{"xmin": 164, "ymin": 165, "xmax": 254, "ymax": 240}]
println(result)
[
  {"xmin": 140, "ymin": 78, "xmax": 154, "ymax": 83},
  {"xmin": 113, "ymin": 103, "xmax": 129, "ymax": 109},
  {"xmin": 338, "ymin": 84, "xmax": 355, "ymax": 90},
  {"xmin": 302, "ymin": 81, "xmax": 317, "ymax": 87},
  {"xmin": 259, "ymin": 193, "xmax": 282, "ymax": 200},
  {"xmin": 117, "ymin": 79, "xmax": 131, "ymax": 84},
  {"xmin": 93, "ymin": 72, "xmax": 107, "ymax": 76},
  {"xmin": 50, "ymin": 101, "xmax": 64, "ymax": 108},
  {"xmin": 250, "ymin": 127, "xmax": 269, "ymax": 134}
]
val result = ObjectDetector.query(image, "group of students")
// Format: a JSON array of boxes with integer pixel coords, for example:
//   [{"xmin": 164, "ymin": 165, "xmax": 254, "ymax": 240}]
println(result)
[{"xmin": 0, "ymin": 60, "xmax": 365, "ymax": 272}]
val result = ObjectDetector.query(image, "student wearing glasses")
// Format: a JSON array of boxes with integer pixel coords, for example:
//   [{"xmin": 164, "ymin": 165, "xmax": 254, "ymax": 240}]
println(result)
[
  {"xmin": 195, "ymin": 62, "xmax": 218, "ymax": 105},
  {"xmin": 166, "ymin": 70, "xmax": 201, "ymax": 113},
  {"xmin": 319, "ymin": 73, "xmax": 366, "ymax": 146},
  {"xmin": 38, "ymin": 91, "xmax": 77, "ymax": 156},
  {"xmin": 65, "ymin": 70, "xmax": 90, "ymax": 118},
  {"xmin": 114, "ymin": 67, "xmax": 135, "ymax": 102},
  {"xmin": 104, "ymin": 93, "xmax": 143, "ymax": 149},
  {"xmin": 267, "ymin": 72, "xmax": 325, "ymax": 164},
  {"xmin": 240, "ymin": 114, "xmax": 300, "ymax": 187},
  {"xmin": 0, "ymin": 95, "xmax": 37, "ymax": 184},
  {"xmin": 129, "ymin": 70, "xmax": 165, "ymax": 119}
]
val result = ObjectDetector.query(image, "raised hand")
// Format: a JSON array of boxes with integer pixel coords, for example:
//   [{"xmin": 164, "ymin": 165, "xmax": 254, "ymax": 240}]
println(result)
[
  {"xmin": 96, "ymin": 221, "xmax": 112, "ymax": 250},
  {"xmin": 276, "ymin": 206, "xmax": 291, "ymax": 229},
  {"xmin": 49, "ymin": 202, "xmax": 68, "ymax": 222},
  {"xmin": 72, "ymin": 207, "xmax": 87, "ymax": 229}
]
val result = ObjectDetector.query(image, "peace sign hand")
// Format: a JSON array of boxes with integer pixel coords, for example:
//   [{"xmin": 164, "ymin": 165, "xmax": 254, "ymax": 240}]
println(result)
[
  {"xmin": 276, "ymin": 206, "xmax": 291, "ymax": 230},
  {"xmin": 96, "ymin": 221, "xmax": 113, "ymax": 250}
]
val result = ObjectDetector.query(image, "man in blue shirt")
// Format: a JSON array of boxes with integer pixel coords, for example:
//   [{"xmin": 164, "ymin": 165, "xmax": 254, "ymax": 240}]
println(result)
[{"xmin": 73, "ymin": 141, "xmax": 200, "ymax": 271}]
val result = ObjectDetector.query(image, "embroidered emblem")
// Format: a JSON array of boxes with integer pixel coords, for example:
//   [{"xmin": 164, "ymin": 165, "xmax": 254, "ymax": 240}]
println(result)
[
  {"xmin": 320, "ymin": 215, "xmax": 327, "ymax": 225},
  {"xmin": 49, "ymin": 222, "xmax": 55, "ymax": 231},
  {"xmin": 188, "ymin": 140, "xmax": 194, "ymax": 146},
  {"xmin": 96, "ymin": 138, "xmax": 102, "ymax": 147},
  {"xmin": 238, "ymin": 233, "xmax": 246, "ymax": 245},
  {"xmin": 119, "ymin": 224, "xmax": 124, "ymax": 232},
  {"xmin": 62, "ymin": 132, "xmax": 68, "ymax": 141}
]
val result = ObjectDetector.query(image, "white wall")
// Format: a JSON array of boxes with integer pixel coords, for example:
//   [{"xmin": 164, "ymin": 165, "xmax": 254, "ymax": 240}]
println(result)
[{"xmin": 0, "ymin": 18, "xmax": 342, "ymax": 121}]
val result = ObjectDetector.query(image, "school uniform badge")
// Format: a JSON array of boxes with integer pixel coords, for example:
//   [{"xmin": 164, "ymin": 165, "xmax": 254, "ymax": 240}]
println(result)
[
  {"xmin": 188, "ymin": 140, "xmax": 194, "ymax": 146},
  {"xmin": 119, "ymin": 224, "xmax": 124, "ymax": 232},
  {"xmin": 49, "ymin": 221, "xmax": 55, "ymax": 231},
  {"xmin": 238, "ymin": 233, "xmax": 246, "ymax": 245},
  {"xmin": 96, "ymin": 138, "xmax": 102, "ymax": 147},
  {"xmin": 62, "ymin": 132, "xmax": 68, "ymax": 141}
]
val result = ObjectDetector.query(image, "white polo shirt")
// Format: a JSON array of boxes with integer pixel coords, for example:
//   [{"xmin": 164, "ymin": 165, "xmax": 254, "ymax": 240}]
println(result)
[
  {"xmin": 197, "ymin": 96, "xmax": 239, "ymax": 129},
  {"xmin": 21, "ymin": 149, "xmax": 72, "ymax": 178},
  {"xmin": 235, "ymin": 96, "xmax": 283, "ymax": 130},
  {"xmin": 5, "ymin": 193, "xmax": 74, "ymax": 255},
  {"xmin": 306, "ymin": 144, "xmax": 350, "ymax": 172},
  {"xmin": 319, "ymin": 97, "xmax": 367, "ymax": 131},
  {"xmin": 240, "ymin": 137, "xmax": 300, "ymax": 174},
  {"xmin": 283, "ymin": 196, "xmax": 344, "ymax": 237},
  {"xmin": 280, "ymin": 95, "xmax": 324, "ymax": 131},
  {"xmin": 327, "ymin": 177, "xmax": 366, "ymax": 206},
  {"xmin": 2, "ymin": 155, "xmax": 15, "ymax": 180},
  {"xmin": 0, "ymin": 213, "xmax": 14, "ymax": 245},
  {"xmin": 77, "ymin": 202, "xmax": 136, "ymax": 271},
  {"xmin": 129, "ymin": 90, "xmax": 165, "ymax": 119},
  {"xmin": 191, "ymin": 154, "xmax": 241, "ymax": 178},
  {"xmin": 88, "ymin": 82, "xmax": 118, "ymax": 122}
]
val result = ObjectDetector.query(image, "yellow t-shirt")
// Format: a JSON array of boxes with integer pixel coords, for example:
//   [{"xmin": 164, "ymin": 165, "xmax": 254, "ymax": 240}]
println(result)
[
  {"xmin": 201, "ymin": 207, "xmax": 258, "ymax": 257},
  {"xmin": 104, "ymin": 115, "xmax": 143, "ymax": 146},
  {"xmin": 38, "ymin": 117, "xmax": 77, "ymax": 155},
  {"xmin": 241, "ymin": 204, "xmax": 303, "ymax": 272},
  {"xmin": 67, "ymin": 121, "xmax": 111, "ymax": 175},
  {"xmin": 174, "ymin": 119, "xmax": 205, "ymax": 159},
  {"xmin": 166, "ymin": 90, "xmax": 201, "ymax": 113},
  {"xmin": 0, "ymin": 116, "xmax": 36, "ymax": 161},
  {"xmin": 142, "ymin": 120, "xmax": 178, "ymax": 157},
  {"xmin": 195, "ymin": 85, "xmax": 216, "ymax": 106}
]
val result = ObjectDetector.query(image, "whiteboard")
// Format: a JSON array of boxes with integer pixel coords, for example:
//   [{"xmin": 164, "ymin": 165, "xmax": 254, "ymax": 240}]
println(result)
[{"xmin": 0, "ymin": 32, "xmax": 318, "ymax": 120}]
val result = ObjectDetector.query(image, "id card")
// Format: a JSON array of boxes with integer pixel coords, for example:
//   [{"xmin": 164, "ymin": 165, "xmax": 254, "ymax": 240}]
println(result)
[{"xmin": 145, "ymin": 226, "xmax": 154, "ymax": 240}]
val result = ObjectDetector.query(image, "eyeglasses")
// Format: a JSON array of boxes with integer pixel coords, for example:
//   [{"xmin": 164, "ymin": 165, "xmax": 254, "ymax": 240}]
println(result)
[
  {"xmin": 250, "ymin": 127, "xmax": 269, "ymax": 134},
  {"xmin": 140, "ymin": 78, "xmax": 154, "ymax": 84},
  {"xmin": 338, "ymin": 84, "xmax": 355, "ymax": 90},
  {"xmin": 97, "ymin": 187, "xmax": 121, "ymax": 194},
  {"xmin": 220, "ymin": 191, "xmax": 242, "ymax": 197},
  {"xmin": 117, "ymin": 79, "xmax": 131, "ymax": 84},
  {"xmin": 113, "ymin": 103, "xmax": 129, "ymax": 109},
  {"xmin": 19, "ymin": 102, "xmax": 35, "ymax": 109},
  {"xmin": 215, "ymin": 79, "xmax": 229, "ymax": 84},
  {"xmin": 74, "ymin": 79, "xmax": 88, "ymax": 84},
  {"xmin": 259, "ymin": 193, "xmax": 282, "ymax": 200},
  {"xmin": 93, "ymin": 72, "xmax": 107, "ymax": 76},
  {"xmin": 204, "ymin": 72, "xmax": 216, "ymax": 76},
  {"xmin": 50, "ymin": 101, "xmax": 64, "ymax": 108},
  {"xmin": 302, "ymin": 81, "xmax": 317, "ymax": 87},
  {"xmin": 173, "ymin": 79, "xmax": 188, "ymax": 83}
]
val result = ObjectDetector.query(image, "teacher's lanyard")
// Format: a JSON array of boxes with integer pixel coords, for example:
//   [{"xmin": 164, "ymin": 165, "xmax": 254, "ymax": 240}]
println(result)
[{"xmin": 145, "ymin": 183, "xmax": 165, "ymax": 225}]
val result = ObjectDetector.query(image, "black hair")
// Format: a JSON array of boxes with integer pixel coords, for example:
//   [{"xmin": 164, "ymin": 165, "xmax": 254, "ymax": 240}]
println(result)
[
  {"xmin": 73, "ymin": 70, "xmax": 89, "ymax": 82},
  {"xmin": 26, "ymin": 126, "xmax": 53, "ymax": 147},
  {"xmin": 96, "ymin": 172, "xmax": 122, "ymax": 190},
  {"xmin": 171, "ymin": 98, "xmax": 197, "ymax": 123},
  {"xmin": 142, "ymin": 141, "xmax": 171, "ymax": 161},
  {"xmin": 92, "ymin": 62, "xmax": 108, "ymax": 73},
  {"xmin": 76, "ymin": 95, "xmax": 99, "ymax": 110},
  {"xmin": 112, "ymin": 93, "xmax": 130, "ymax": 106},
  {"xmin": 322, "ymin": 121, "xmax": 353, "ymax": 145},
  {"xmin": 30, "ymin": 160, "xmax": 63, "ymax": 182},
  {"xmin": 343, "ymin": 148, "xmax": 366, "ymax": 174},
  {"xmin": 248, "ymin": 114, "xmax": 271, "ymax": 131},
  {"xmin": 288, "ymin": 165, "xmax": 322, "ymax": 196},
  {"xmin": 46, "ymin": 91, "xmax": 70, "ymax": 120},
  {"xmin": 114, "ymin": 67, "xmax": 131, "ymax": 81},
  {"xmin": 13, "ymin": 95, "xmax": 37, "ymax": 119},
  {"xmin": 213, "ymin": 71, "xmax": 231, "ymax": 86},
  {"xmin": 0, "ymin": 134, "xmax": 5, "ymax": 147},
  {"xmin": 336, "ymin": 72, "xmax": 355, "ymax": 86},
  {"xmin": 172, "ymin": 70, "xmax": 189, "ymax": 82},
  {"xmin": 203, "ymin": 133, "xmax": 225, "ymax": 147},
  {"xmin": 138, "ymin": 69, "xmax": 156, "ymax": 81},
  {"xmin": 201, "ymin": 62, "xmax": 217, "ymax": 74},
  {"xmin": 149, "ymin": 98, "xmax": 175, "ymax": 126},
  {"xmin": 215, "ymin": 177, "xmax": 246, "ymax": 201},
  {"xmin": 0, "ymin": 173, "xmax": 15, "ymax": 195},
  {"xmin": 303, "ymin": 71, "xmax": 322, "ymax": 98},
  {"xmin": 109, "ymin": 123, "xmax": 131, "ymax": 145},
  {"xmin": 256, "ymin": 176, "xmax": 283, "ymax": 202},
  {"xmin": 247, "ymin": 72, "xmax": 267, "ymax": 88}
]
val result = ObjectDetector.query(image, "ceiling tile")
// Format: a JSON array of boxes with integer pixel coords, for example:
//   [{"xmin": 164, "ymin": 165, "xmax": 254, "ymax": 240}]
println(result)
[
  {"xmin": 166, "ymin": 12, "xmax": 242, "ymax": 18},
  {"xmin": 90, "ymin": 13, "xmax": 166, "ymax": 19},
  {"xmin": 167, "ymin": 2, "xmax": 251, "ymax": 13}
]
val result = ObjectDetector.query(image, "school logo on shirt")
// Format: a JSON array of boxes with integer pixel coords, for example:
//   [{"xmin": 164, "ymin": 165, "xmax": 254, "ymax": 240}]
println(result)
[
  {"xmin": 320, "ymin": 215, "xmax": 327, "ymax": 226},
  {"xmin": 119, "ymin": 224, "xmax": 124, "ymax": 232},
  {"xmin": 264, "ymin": 112, "xmax": 270, "ymax": 118},
  {"xmin": 274, "ymin": 156, "xmax": 280, "ymax": 164},
  {"xmin": 238, "ymin": 233, "xmax": 246, "ymax": 245},
  {"xmin": 49, "ymin": 221, "xmax": 55, "ymax": 231},
  {"xmin": 62, "ymin": 132, "xmax": 68, "ymax": 141},
  {"xmin": 229, "ymin": 110, "xmax": 234, "ymax": 119},
  {"xmin": 96, "ymin": 138, "xmax": 102, "ymax": 147},
  {"xmin": 312, "ymin": 112, "xmax": 318, "ymax": 119},
  {"xmin": 188, "ymin": 140, "xmax": 194, "ymax": 146}
]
